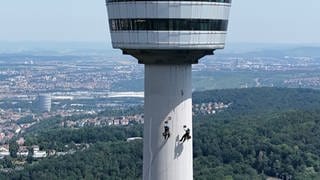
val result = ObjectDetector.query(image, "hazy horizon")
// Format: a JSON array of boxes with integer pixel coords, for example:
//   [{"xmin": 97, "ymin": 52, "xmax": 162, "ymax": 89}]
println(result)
[
  {"xmin": 1, "ymin": 0, "xmax": 320, "ymax": 44},
  {"xmin": 1, "ymin": 41, "xmax": 320, "ymax": 55}
]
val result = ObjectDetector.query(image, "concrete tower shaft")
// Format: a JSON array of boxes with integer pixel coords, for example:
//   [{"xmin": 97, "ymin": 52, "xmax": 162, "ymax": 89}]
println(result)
[{"xmin": 144, "ymin": 64, "xmax": 192, "ymax": 180}]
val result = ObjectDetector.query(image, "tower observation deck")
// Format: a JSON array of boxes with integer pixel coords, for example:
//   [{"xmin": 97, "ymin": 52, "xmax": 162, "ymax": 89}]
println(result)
[{"xmin": 106, "ymin": 1, "xmax": 232, "ymax": 179}]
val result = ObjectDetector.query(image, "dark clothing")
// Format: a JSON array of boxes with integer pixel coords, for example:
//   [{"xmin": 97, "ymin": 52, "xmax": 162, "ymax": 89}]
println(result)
[
  {"xmin": 163, "ymin": 126, "xmax": 170, "ymax": 140},
  {"xmin": 180, "ymin": 128, "xmax": 191, "ymax": 142}
]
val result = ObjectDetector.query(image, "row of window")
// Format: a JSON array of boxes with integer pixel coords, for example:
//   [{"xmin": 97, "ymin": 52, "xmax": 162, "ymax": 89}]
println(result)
[
  {"xmin": 107, "ymin": 0, "xmax": 231, "ymax": 3},
  {"xmin": 110, "ymin": 19, "xmax": 228, "ymax": 31}
]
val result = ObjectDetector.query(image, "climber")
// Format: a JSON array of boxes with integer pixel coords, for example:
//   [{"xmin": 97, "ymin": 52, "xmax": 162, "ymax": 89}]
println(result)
[
  {"xmin": 180, "ymin": 125, "xmax": 191, "ymax": 143},
  {"xmin": 162, "ymin": 121, "xmax": 170, "ymax": 140}
]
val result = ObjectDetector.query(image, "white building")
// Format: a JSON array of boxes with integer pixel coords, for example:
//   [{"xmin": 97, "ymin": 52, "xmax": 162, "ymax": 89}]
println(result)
[
  {"xmin": 127, "ymin": 137, "xmax": 143, "ymax": 142},
  {"xmin": 0, "ymin": 147, "xmax": 9, "ymax": 158},
  {"xmin": 33, "ymin": 151, "xmax": 47, "ymax": 158}
]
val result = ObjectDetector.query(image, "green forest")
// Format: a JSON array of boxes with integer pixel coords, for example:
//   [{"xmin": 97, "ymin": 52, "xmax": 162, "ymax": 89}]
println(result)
[{"xmin": 2, "ymin": 87, "xmax": 320, "ymax": 179}]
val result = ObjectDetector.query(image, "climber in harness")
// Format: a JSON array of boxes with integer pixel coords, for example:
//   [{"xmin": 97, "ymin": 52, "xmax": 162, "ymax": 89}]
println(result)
[
  {"xmin": 162, "ymin": 121, "xmax": 170, "ymax": 140},
  {"xmin": 180, "ymin": 125, "xmax": 191, "ymax": 143}
]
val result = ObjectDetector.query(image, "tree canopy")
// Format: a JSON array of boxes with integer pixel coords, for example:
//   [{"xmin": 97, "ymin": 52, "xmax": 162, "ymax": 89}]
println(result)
[{"xmin": 3, "ymin": 87, "xmax": 320, "ymax": 179}]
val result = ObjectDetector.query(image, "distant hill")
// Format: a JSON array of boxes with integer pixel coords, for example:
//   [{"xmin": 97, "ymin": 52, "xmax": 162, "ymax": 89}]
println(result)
[
  {"xmin": 193, "ymin": 87, "xmax": 320, "ymax": 115},
  {"xmin": 218, "ymin": 46, "xmax": 320, "ymax": 58}
]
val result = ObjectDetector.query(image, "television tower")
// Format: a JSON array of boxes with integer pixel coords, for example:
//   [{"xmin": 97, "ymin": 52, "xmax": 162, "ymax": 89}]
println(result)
[{"xmin": 106, "ymin": 1, "xmax": 232, "ymax": 179}]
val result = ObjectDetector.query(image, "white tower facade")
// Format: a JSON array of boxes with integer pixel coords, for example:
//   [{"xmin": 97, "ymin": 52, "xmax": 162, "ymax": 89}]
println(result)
[{"xmin": 106, "ymin": 1, "xmax": 232, "ymax": 179}]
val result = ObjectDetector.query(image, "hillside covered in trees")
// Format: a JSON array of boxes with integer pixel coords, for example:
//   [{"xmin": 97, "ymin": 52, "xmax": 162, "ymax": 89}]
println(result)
[{"xmin": 2, "ymin": 87, "xmax": 320, "ymax": 179}]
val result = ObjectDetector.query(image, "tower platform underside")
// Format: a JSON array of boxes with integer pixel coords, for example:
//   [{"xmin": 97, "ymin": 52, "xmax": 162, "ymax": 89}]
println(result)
[{"xmin": 123, "ymin": 49, "xmax": 214, "ymax": 64}]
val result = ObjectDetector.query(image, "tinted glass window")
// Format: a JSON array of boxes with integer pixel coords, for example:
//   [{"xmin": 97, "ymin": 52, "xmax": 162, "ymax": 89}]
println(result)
[{"xmin": 110, "ymin": 19, "xmax": 228, "ymax": 31}]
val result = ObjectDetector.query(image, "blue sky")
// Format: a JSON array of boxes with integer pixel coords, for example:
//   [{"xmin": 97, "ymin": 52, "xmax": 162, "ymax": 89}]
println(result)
[{"xmin": 0, "ymin": 0, "xmax": 319, "ymax": 44}]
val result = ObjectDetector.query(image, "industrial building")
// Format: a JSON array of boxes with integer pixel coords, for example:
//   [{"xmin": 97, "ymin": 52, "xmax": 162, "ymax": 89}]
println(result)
[{"xmin": 38, "ymin": 94, "xmax": 52, "ymax": 112}]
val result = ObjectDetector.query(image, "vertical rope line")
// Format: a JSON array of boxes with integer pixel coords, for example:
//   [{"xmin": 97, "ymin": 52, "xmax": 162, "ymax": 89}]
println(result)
[{"xmin": 148, "ymin": 117, "xmax": 152, "ymax": 180}]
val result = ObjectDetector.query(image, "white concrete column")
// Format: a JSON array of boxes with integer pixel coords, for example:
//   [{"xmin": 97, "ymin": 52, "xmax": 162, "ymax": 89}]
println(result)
[{"xmin": 143, "ymin": 64, "xmax": 193, "ymax": 180}]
